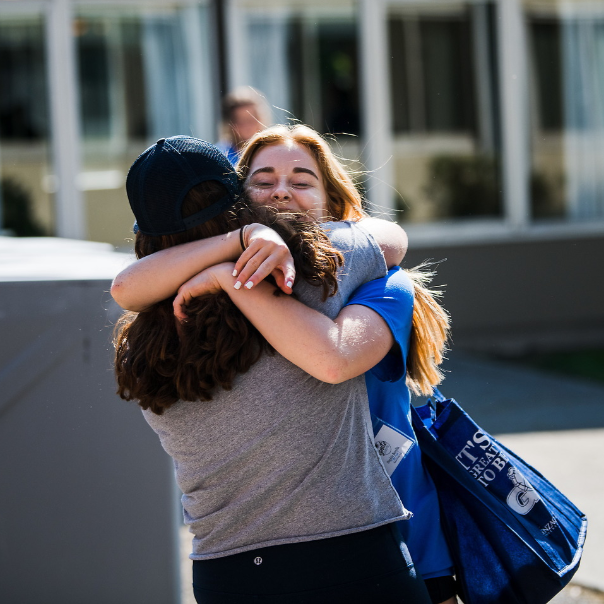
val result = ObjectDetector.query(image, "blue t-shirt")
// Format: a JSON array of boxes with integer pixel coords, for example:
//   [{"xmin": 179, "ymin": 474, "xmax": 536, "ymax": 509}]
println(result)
[
  {"xmin": 346, "ymin": 267, "xmax": 454, "ymax": 579},
  {"xmin": 215, "ymin": 141, "xmax": 239, "ymax": 166}
]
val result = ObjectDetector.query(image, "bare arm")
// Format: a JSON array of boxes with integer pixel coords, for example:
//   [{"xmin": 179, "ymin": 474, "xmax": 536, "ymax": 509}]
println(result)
[
  {"xmin": 110, "ymin": 217, "xmax": 407, "ymax": 311},
  {"xmin": 175, "ymin": 262, "xmax": 394, "ymax": 384},
  {"xmin": 110, "ymin": 225, "xmax": 296, "ymax": 311},
  {"xmin": 222, "ymin": 217, "xmax": 409, "ymax": 291},
  {"xmin": 358, "ymin": 217, "xmax": 408, "ymax": 268}
]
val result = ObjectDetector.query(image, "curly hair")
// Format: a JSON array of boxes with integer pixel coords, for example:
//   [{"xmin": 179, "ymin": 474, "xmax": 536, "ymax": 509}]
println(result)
[{"xmin": 114, "ymin": 181, "xmax": 343, "ymax": 415}]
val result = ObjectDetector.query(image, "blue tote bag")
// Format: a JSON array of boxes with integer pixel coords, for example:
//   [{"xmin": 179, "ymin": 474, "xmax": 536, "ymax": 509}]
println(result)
[{"xmin": 410, "ymin": 389, "xmax": 587, "ymax": 604}]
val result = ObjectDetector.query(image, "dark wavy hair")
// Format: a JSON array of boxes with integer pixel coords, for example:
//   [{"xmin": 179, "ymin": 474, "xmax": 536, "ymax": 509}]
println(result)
[{"xmin": 114, "ymin": 180, "xmax": 343, "ymax": 415}]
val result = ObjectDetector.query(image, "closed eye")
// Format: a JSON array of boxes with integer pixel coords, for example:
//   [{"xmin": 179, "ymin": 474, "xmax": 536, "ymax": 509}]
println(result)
[{"xmin": 252, "ymin": 181, "xmax": 275, "ymax": 188}]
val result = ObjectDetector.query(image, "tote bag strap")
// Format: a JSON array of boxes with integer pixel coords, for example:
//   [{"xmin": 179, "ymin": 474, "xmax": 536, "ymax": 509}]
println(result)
[{"xmin": 432, "ymin": 386, "xmax": 447, "ymax": 402}]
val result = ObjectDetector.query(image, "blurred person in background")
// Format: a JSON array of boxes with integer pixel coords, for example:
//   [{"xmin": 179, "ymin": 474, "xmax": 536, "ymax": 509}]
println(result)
[{"xmin": 216, "ymin": 86, "xmax": 272, "ymax": 165}]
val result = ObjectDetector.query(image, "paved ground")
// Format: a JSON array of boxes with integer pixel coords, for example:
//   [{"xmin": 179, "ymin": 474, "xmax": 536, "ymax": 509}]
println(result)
[
  {"xmin": 551, "ymin": 585, "xmax": 604, "ymax": 603},
  {"xmin": 179, "ymin": 351, "xmax": 604, "ymax": 603}
]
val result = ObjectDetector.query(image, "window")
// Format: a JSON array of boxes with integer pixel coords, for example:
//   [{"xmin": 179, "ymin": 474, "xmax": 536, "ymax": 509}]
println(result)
[
  {"xmin": 74, "ymin": 2, "xmax": 216, "ymax": 247},
  {"xmin": 0, "ymin": 11, "xmax": 53, "ymax": 236},
  {"xmin": 235, "ymin": 1, "xmax": 360, "ymax": 142},
  {"xmin": 387, "ymin": 2, "xmax": 501, "ymax": 223},
  {"xmin": 526, "ymin": 2, "xmax": 604, "ymax": 222},
  {"xmin": 390, "ymin": 12, "xmax": 477, "ymax": 134}
]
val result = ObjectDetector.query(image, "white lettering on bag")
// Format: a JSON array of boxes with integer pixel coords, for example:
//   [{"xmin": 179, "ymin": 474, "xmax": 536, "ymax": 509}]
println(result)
[
  {"xmin": 455, "ymin": 430, "xmax": 508, "ymax": 485},
  {"xmin": 454, "ymin": 430, "xmax": 543, "ymax": 517},
  {"xmin": 541, "ymin": 517, "xmax": 558, "ymax": 536}
]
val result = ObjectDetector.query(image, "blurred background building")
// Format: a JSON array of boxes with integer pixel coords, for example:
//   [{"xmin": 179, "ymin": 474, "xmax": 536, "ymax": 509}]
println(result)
[{"xmin": 1, "ymin": 0, "xmax": 603, "ymax": 353}]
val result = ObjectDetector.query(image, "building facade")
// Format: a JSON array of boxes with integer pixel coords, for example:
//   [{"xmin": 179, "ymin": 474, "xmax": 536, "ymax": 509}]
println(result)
[{"xmin": 1, "ymin": 0, "xmax": 603, "ymax": 351}]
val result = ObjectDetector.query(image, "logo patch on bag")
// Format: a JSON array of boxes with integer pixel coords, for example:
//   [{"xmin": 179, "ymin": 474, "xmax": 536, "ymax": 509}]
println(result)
[
  {"xmin": 374, "ymin": 423, "xmax": 414, "ymax": 476},
  {"xmin": 507, "ymin": 467, "xmax": 540, "ymax": 515}
]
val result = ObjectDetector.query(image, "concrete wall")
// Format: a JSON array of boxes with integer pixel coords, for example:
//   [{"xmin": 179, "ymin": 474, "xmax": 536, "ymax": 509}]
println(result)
[
  {"xmin": 0, "ymin": 278, "xmax": 181, "ymax": 604},
  {"xmin": 403, "ymin": 234, "xmax": 604, "ymax": 355}
]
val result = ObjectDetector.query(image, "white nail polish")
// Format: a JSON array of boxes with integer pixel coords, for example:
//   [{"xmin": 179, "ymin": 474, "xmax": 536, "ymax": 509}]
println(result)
[
  {"xmin": 234, "ymin": 281, "xmax": 242, "ymax": 290},
  {"xmin": 244, "ymin": 281, "xmax": 253, "ymax": 289},
  {"xmin": 286, "ymin": 280, "xmax": 293, "ymax": 288},
  {"xmin": 232, "ymin": 269, "xmax": 238, "ymax": 277}
]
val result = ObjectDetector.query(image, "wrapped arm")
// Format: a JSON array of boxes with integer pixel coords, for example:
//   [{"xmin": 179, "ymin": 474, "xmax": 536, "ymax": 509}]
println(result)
[
  {"xmin": 110, "ymin": 224, "xmax": 296, "ymax": 311},
  {"xmin": 359, "ymin": 218, "xmax": 407, "ymax": 268},
  {"xmin": 179, "ymin": 262, "xmax": 394, "ymax": 384},
  {"xmin": 110, "ymin": 217, "xmax": 407, "ymax": 312}
]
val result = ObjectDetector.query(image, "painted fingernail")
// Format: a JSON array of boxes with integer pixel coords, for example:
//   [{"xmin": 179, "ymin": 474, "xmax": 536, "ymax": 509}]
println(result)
[
  {"xmin": 232, "ymin": 269, "xmax": 238, "ymax": 277},
  {"xmin": 244, "ymin": 281, "xmax": 253, "ymax": 289},
  {"xmin": 286, "ymin": 280, "xmax": 293, "ymax": 288},
  {"xmin": 234, "ymin": 281, "xmax": 242, "ymax": 290}
]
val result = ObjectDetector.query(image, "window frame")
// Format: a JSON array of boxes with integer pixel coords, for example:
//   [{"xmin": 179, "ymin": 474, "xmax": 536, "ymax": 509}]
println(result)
[
  {"xmin": 0, "ymin": 0, "xmax": 215, "ymax": 240},
  {"xmin": 360, "ymin": 0, "xmax": 604, "ymax": 246}
]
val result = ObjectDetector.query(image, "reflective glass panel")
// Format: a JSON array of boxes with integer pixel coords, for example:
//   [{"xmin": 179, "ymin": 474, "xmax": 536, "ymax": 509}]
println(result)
[
  {"xmin": 237, "ymin": 0, "xmax": 360, "ymax": 159},
  {"xmin": 0, "ymin": 10, "xmax": 53, "ymax": 236},
  {"xmin": 387, "ymin": 1, "xmax": 502, "ymax": 223},
  {"xmin": 74, "ymin": 2, "xmax": 216, "ymax": 248},
  {"xmin": 525, "ymin": 0, "xmax": 604, "ymax": 222}
]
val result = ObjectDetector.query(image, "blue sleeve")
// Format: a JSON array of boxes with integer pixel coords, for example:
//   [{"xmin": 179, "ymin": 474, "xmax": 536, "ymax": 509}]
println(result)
[{"xmin": 345, "ymin": 267, "xmax": 414, "ymax": 383}]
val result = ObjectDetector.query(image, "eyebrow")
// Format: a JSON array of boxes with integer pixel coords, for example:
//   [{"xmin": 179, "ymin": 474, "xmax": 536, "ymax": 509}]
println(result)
[
  {"xmin": 249, "ymin": 166, "xmax": 319, "ymax": 180},
  {"xmin": 293, "ymin": 167, "xmax": 319, "ymax": 180}
]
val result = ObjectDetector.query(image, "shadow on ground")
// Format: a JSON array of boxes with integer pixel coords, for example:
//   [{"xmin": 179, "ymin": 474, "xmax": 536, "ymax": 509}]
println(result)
[{"xmin": 412, "ymin": 351, "xmax": 604, "ymax": 435}]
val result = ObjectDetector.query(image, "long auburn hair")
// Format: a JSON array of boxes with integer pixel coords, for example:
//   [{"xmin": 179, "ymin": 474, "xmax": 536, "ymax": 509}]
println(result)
[
  {"xmin": 114, "ymin": 180, "xmax": 343, "ymax": 415},
  {"xmin": 238, "ymin": 124, "xmax": 367, "ymax": 222},
  {"xmin": 404, "ymin": 264, "xmax": 450, "ymax": 395},
  {"xmin": 240, "ymin": 123, "xmax": 450, "ymax": 395}
]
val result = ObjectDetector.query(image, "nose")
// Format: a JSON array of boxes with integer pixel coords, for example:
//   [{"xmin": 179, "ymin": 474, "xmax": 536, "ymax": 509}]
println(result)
[{"xmin": 272, "ymin": 180, "xmax": 291, "ymax": 201}]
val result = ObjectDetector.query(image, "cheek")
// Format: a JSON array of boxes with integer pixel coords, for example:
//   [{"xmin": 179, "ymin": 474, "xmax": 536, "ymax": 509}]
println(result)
[
  {"xmin": 308, "ymin": 188, "xmax": 328, "ymax": 213},
  {"xmin": 295, "ymin": 192, "xmax": 327, "ymax": 220},
  {"xmin": 247, "ymin": 187, "xmax": 271, "ymax": 205}
]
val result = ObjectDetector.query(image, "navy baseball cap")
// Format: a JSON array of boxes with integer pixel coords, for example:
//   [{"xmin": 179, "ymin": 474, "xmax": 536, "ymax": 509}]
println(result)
[{"xmin": 126, "ymin": 136, "xmax": 241, "ymax": 236}]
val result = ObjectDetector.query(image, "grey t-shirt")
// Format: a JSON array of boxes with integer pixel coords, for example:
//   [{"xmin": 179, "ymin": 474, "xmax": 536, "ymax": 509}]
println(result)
[{"xmin": 143, "ymin": 221, "xmax": 409, "ymax": 560}]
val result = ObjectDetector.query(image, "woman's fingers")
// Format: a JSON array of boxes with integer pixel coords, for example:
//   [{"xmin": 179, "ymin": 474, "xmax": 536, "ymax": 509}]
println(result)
[
  {"xmin": 173, "ymin": 289, "xmax": 191, "ymax": 321},
  {"xmin": 232, "ymin": 224, "xmax": 295, "ymax": 292},
  {"xmin": 232, "ymin": 244, "xmax": 260, "ymax": 279},
  {"xmin": 270, "ymin": 258, "xmax": 296, "ymax": 293},
  {"xmin": 233, "ymin": 247, "xmax": 269, "ymax": 289},
  {"xmin": 237, "ymin": 258, "xmax": 296, "ymax": 293},
  {"xmin": 233, "ymin": 245, "xmax": 295, "ymax": 293},
  {"xmin": 236, "ymin": 256, "xmax": 296, "ymax": 293},
  {"xmin": 172, "ymin": 267, "xmax": 228, "ymax": 320},
  {"xmin": 282, "ymin": 257, "xmax": 295, "ymax": 290}
]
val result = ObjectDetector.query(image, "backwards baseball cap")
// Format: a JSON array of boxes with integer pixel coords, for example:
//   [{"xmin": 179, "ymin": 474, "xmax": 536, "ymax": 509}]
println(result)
[{"xmin": 126, "ymin": 136, "xmax": 241, "ymax": 236}]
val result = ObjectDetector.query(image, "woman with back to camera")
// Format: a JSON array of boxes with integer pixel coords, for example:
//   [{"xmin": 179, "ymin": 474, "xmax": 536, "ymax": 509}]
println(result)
[
  {"xmin": 114, "ymin": 135, "xmax": 434, "ymax": 603},
  {"xmin": 112, "ymin": 126, "xmax": 457, "ymax": 604}
]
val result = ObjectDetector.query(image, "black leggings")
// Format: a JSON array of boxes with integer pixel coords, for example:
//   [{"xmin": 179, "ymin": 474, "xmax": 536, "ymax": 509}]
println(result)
[{"xmin": 192, "ymin": 523, "xmax": 432, "ymax": 603}]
